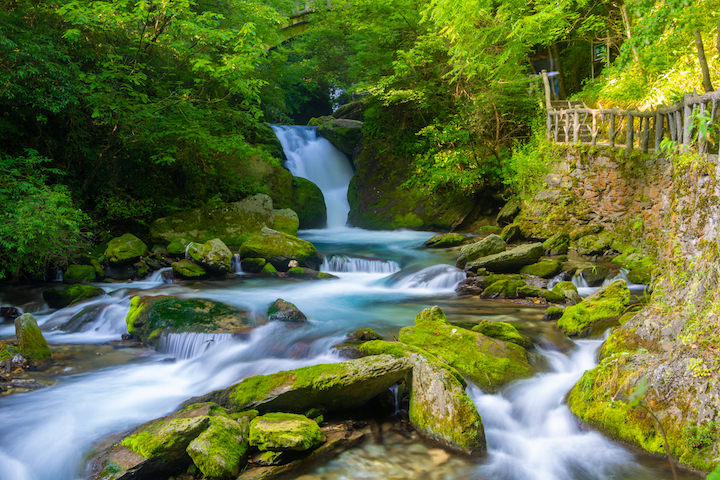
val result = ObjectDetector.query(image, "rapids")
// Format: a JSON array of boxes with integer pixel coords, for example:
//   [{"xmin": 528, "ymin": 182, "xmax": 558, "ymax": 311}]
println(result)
[{"xmin": 0, "ymin": 127, "xmax": 701, "ymax": 480}]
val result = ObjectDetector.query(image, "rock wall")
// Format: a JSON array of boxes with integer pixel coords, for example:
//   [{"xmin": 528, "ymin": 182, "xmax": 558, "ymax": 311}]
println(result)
[{"xmin": 518, "ymin": 146, "xmax": 720, "ymax": 472}]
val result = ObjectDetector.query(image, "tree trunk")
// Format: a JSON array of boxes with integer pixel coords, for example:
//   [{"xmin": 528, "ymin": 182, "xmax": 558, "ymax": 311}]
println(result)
[
  {"xmin": 695, "ymin": 29, "xmax": 714, "ymax": 93},
  {"xmin": 620, "ymin": 5, "xmax": 639, "ymax": 62},
  {"xmin": 716, "ymin": 22, "xmax": 720, "ymax": 57},
  {"xmin": 550, "ymin": 43, "xmax": 566, "ymax": 100}
]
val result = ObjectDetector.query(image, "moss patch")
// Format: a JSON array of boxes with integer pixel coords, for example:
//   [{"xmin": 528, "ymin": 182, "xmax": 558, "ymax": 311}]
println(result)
[
  {"xmin": 249, "ymin": 413, "xmax": 324, "ymax": 452},
  {"xmin": 558, "ymin": 279, "xmax": 630, "ymax": 335}
]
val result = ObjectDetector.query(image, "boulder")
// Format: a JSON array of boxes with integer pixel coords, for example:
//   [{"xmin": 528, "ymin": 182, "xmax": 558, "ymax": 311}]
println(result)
[
  {"xmin": 472, "ymin": 320, "xmax": 531, "ymax": 348},
  {"xmin": 267, "ymin": 299, "xmax": 307, "ymax": 322},
  {"xmin": 482, "ymin": 275, "xmax": 527, "ymax": 298},
  {"xmin": 286, "ymin": 267, "xmax": 337, "ymax": 280},
  {"xmin": 273, "ymin": 209, "xmax": 299, "ymax": 237},
  {"xmin": 289, "ymin": 177, "xmax": 327, "ymax": 230},
  {"xmin": 167, "ymin": 237, "xmax": 190, "ymax": 256},
  {"xmin": 187, "ymin": 238, "xmax": 232, "ymax": 274},
  {"xmin": 398, "ymin": 306, "xmax": 533, "ymax": 392},
  {"xmin": 359, "ymin": 340, "xmax": 486, "ymax": 456},
  {"xmin": 239, "ymin": 228, "xmax": 323, "ymax": 272},
  {"xmin": 43, "ymin": 284, "xmax": 105, "ymax": 309},
  {"xmin": 187, "ymin": 415, "xmax": 248, "ymax": 479},
  {"xmin": 613, "ymin": 252, "xmax": 654, "ymax": 285},
  {"xmin": 558, "ymin": 279, "xmax": 630, "ymax": 336},
  {"xmin": 543, "ymin": 306, "xmax": 565, "ymax": 320},
  {"xmin": 126, "ymin": 296, "xmax": 252, "ymax": 346},
  {"xmin": 552, "ymin": 280, "xmax": 581, "ymax": 304},
  {"xmin": 105, "ymin": 233, "xmax": 149, "ymax": 264},
  {"xmin": 465, "ymin": 243, "xmax": 544, "ymax": 274},
  {"xmin": 150, "ymin": 194, "xmax": 276, "ymax": 246},
  {"xmin": 171, "ymin": 259, "xmax": 207, "ymax": 279},
  {"xmin": 240, "ymin": 258, "xmax": 266, "ymax": 274},
  {"xmin": 576, "ymin": 233, "xmax": 612, "ymax": 256},
  {"xmin": 423, "ymin": 233, "xmax": 468, "ymax": 248},
  {"xmin": 519, "ymin": 260, "xmax": 563, "ymax": 278},
  {"xmin": 182, "ymin": 355, "xmax": 411, "ymax": 415},
  {"xmin": 14, "ymin": 313, "xmax": 52, "ymax": 368},
  {"xmin": 249, "ymin": 413, "xmax": 324, "ymax": 452},
  {"xmin": 456, "ymin": 234, "xmax": 506, "ymax": 269},
  {"xmin": 496, "ymin": 198, "xmax": 520, "ymax": 225},
  {"xmin": 63, "ymin": 264, "xmax": 96, "ymax": 284},
  {"xmin": 542, "ymin": 231, "xmax": 570, "ymax": 255},
  {"xmin": 500, "ymin": 223, "xmax": 523, "ymax": 243},
  {"xmin": 309, "ymin": 116, "xmax": 363, "ymax": 155}
]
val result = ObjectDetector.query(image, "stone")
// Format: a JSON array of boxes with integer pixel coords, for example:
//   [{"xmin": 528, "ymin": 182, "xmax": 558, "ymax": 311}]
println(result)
[
  {"xmin": 456, "ymin": 234, "xmax": 506, "ymax": 269},
  {"xmin": 43, "ymin": 284, "xmax": 105, "ymax": 309},
  {"xmin": 273, "ymin": 209, "xmax": 299, "ymax": 237},
  {"xmin": 499, "ymin": 223, "xmax": 523, "ymax": 243},
  {"xmin": 249, "ymin": 413, "xmax": 324, "ymax": 452},
  {"xmin": 167, "ymin": 237, "xmax": 190, "ymax": 255},
  {"xmin": 187, "ymin": 238, "xmax": 232, "ymax": 274},
  {"xmin": 239, "ymin": 228, "xmax": 323, "ymax": 272},
  {"xmin": 496, "ymin": 198, "xmax": 520, "ymax": 225},
  {"xmin": 126, "ymin": 296, "xmax": 252, "ymax": 346},
  {"xmin": 289, "ymin": 177, "xmax": 327, "ymax": 229},
  {"xmin": 63, "ymin": 264, "xmax": 96, "ymax": 284},
  {"xmin": 423, "ymin": 233, "xmax": 468, "ymax": 248},
  {"xmin": 187, "ymin": 415, "xmax": 248, "ymax": 479},
  {"xmin": 183, "ymin": 355, "xmax": 412, "ymax": 415},
  {"xmin": 286, "ymin": 267, "xmax": 338, "ymax": 280},
  {"xmin": 542, "ymin": 231, "xmax": 570, "ymax": 255},
  {"xmin": 171, "ymin": 259, "xmax": 208, "ymax": 279},
  {"xmin": 240, "ymin": 258, "xmax": 266, "ymax": 274},
  {"xmin": 519, "ymin": 260, "xmax": 563, "ymax": 278},
  {"xmin": 105, "ymin": 233, "xmax": 149, "ymax": 264},
  {"xmin": 267, "ymin": 299, "xmax": 307, "ymax": 322},
  {"xmin": 309, "ymin": 116, "xmax": 363, "ymax": 155},
  {"xmin": 576, "ymin": 233, "xmax": 612, "ymax": 256},
  {"xmin": 558, "ymin": 279, "xmax": 630, "ymax": 336},
  {"xmin": 543, "ymin": 306, "xmax": 565, "ymax": 320},
  {"xmin": 552, "ymin": 281, "xmax": 582, "ymax": 304},
  {"xmin": 472, "ymin": 320, "xmax": 531, "ymax": 348},
  {"xmin": 14, "ymin": 313, "xmax": 52, "ymax": 368},
  {"xmin": 398, "ymin": 306, "xmax": 533, "ymax": 392},
  {"xmin": 465, "ymin": 243, "xmax": 544, "ymax": 274}
]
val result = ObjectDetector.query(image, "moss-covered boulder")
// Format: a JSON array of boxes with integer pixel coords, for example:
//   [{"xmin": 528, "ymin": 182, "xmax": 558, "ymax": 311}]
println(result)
[
  {"xmin": 14, "ymin": 313, "xmax": 52, "ymax": 368},
  {"xmin": 309, "ymin": 116, "xmax": 363, "ymax": 155},
  {"xmin": 542, "ymin": 231, "xmax": 570, "ymax": 255},
  {"xmin": 557, "ymin": 279, "xmax": 630, "ymax": 336},
  {"xmin": 150, "ymin": 194, "xmax": 276, "ymax": 246},
  {"xmin": 187, "ymin": 415, "xmax": 248, "ymax": 480},
  {"xmin": 465, "ymin": 242, "xmax": 544, "ymax": 274},
  {"xmin": 500, "ymin": 223, "xmax": 523, "ymax": 243},
  {"xmin": 105, "ymin": 233, "xmax": 149, "ymax": 265},
  {"xmin": 183, "ymin": 355, "xmax": 411, "ymax": 415},
  {"xmin": 286, "ymin": 267, "xmax": 338, "ymax": 280},
  {"xmin": 519, "ymin": 260, "xmax": 563, "ymax": 278},
  {"xmin": 472, "ymin": 320, "xmax": 530, "ymax": 348},
  {"xmin": 126, "ymin": 296, "xmax": 252, "ymax": 346},
  {"xmin": 249, "ymin": 413, "xmax": 324, "ymax": 452},
  {"xmin": 267, "ymin": 299, "xmax": 307, "ymax": 322},
  {"xmin": 359, "ymin": 340, "xmax": 486, "ymax": 456},
  {"xmin": 482, "ymin": 276, "xmax": 527, "ymax": 298},
  {"xmin": 289, "ymin": 177, "xmax": 327, "ymax": 229},
  {"xmin": 399, "ymin": 306, "xmax": 533, "ymax": 392},
  {"xmin": 552, "ymin": 281, "xmax": 581, "ymax": 304},
  {"xmin": 167, "ymin": 237, "xmax": 190, "ymax": 256},
  {"xmin": 240, "ymin": 258, "xmax": 266, "ymax": 273},
  {"xmin": 63, "ymin": 264, "xmax": 96, "ymax": 284},
  {"xmin": 171, "ymin": 259, "xmax": 207, "ymax": 279},
  {"xmin": 43, "ymin": 284, "xmax": 105, "ymax": 309},
  {"xmin": 613, "ymin": 252, "xmax": 654, "ymax": 285},
  {"xmin": 496, "ymin": 198, "xmax": 521, "ymax": 225},
  {"xmin": 273, "ymin": 209, "xmax": 299, "ymax": 237},
  {"xmin": 543, "ymin": 306, "xmax": 565, "ymax": 320},
  {"xmin": 576, "ymin": 233, "xmax": 612, "ymax": 256},
  {"xmin": 423, "ymin": 233, "xmax": 468, "ymax": 248},
  {"xmin": 456, "ymin": 234, "xmax": 506, "ymax": 269},
  {"xmin": 187, "ymin": 238, "xmax": 232, "ymax": 274},
  {"xmin": 239, "ymin": 228, "xmax": 323, "ymax": 271}
]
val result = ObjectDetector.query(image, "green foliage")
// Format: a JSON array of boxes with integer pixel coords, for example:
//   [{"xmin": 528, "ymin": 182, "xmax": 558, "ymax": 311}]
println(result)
[
  {"xmin": 0, "ymin": 150, "xmax": 90, "ymax": 281},
  {"xmin": 502, "ymin": 127, "xmax": 558, "ymax": 198},
  {"xmin": 683, "ymin": 421, "xmax": 720, "ymax": 451}
]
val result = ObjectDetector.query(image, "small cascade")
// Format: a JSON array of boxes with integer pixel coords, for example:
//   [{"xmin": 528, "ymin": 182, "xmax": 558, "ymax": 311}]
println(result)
[
  {"xmin": 145, "ymin": 267, "xmax": 172, "ymax": 284},
  {"xmin": 271, "ymin": 125, "xmax": 355, "ymax": 228},
  {"xmin": 54, "ymin": 269, "xmax": 63, "ymax": 282},
  {"xmin": 386, "ymin": 265, "xmax": 466, "ymax": 292},
  {"xmin": 322, "ymin": 254, "xmax": 401, "ymax": 274},
  {"xmin": 231, "ymin": 254, "xmax": 243, "ymax": 274},
  {"xmin": 156, "ymin": 332, "xmax": 234, "ymax": 360}
]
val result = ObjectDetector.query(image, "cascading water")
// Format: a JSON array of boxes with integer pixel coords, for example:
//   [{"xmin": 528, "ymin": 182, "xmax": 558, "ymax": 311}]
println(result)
[
  {"xmin": 271, "ymin": 125, "xmax": 355, "ymax": 228},
  {"xmin": 322, "ymin": 254, "xmax": 401, "ymax": 274},
  {"xmin": 156, "ymin": 332, "xmax": 234, "ymax": 360}
]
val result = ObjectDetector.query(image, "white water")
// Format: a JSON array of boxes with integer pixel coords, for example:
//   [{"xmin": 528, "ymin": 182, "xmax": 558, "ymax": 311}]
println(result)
[
  {"xmin": 157, "ymin": 332, "xmax": 234, "ymax": 360},
  {"xmin": 322, "ymin": 254, "xmax": 401, "ymax": 274},
  {"xmin": 271, "ymin": 125, "xmax": 355, "ymax": 228}
]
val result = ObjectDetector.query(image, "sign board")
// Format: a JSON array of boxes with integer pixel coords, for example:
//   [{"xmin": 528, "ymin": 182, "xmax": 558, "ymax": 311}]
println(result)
[{"xmin": 593, "ymin": 43, "xmax": 607, "ymax": 62}]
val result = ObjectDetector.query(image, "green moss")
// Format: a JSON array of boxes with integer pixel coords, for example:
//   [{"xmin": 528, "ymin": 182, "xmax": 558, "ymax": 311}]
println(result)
[
  {"xmin": 484, "ymin": 279, "xmax": 526, "ymax": 296},
  {"xmin": 105, "ymin": 233, "xmax": 149, "ymax": 264},
  {"xmin": 64, "ymin": 265, "xmax": 96, "ymax": 284},
  {"xmin": 15, "ymin": 313, "xmax": 52, "ymax": 366},
  {"xmin": 171, "ymin": 259, "xmax": 207, "ymax": 278},
  {"xmin": 424, "ymin": 233, "xmax": 467, "ymax": 248},
  {"xmin": 544, "ymin": 306, "xmax": 565, "ymax": 319},
  {"xmin": 287, "ymin": 267, "xmax": 305, "ymax": 276},
  {"xmin": 472, "ymin": 320, "xmax": 530, "ymax": 348},
  {"xmin": 273, "ymin": 208, "xmax": 300, "ymax": 237},
  {"xmin": 290, "ymin": 177, "xmax": 327, "ymax": 229},
  {"xmin": 240, "ymin": 230, "xmax": 322, "ymax": 271},
  {"xmin": 393, "ymin": 212, "xmax": 424, "ymax": 228},
  {"xmin": 167, "ymin": 237, "xmax": 190, "ymax": 255},
  {"xmin": 552, "ymin": 281, "xmax": 579, "ymax": 300},
  {"xmin": 542, "ymin": 231, "xmax": 570, "ymax": 255},
  {"xmin": 262, "ymin": 262, "xmax": 278, "ymax": 275},
  {"xmin": 558, "ymin": 280, "xmax": 630, "ymax": 335},
  {"xmin": 230, "ymin": 373, "xmax": 294, "ymax": 409},
  {"xmin": 121, "ymin": 416, "xmax": 209, "ymax": 460},
  {"xmin": 187, "ymin": 415, "xmax": 248, "ymax": 479},
  {"xmin": 500, "ymin": 223, "xmax": 522, "ymax": 243},
  {"xmin": 43, "ymin": 284, "xmax": 105, "ymax": 309},
  {"xmin": 519, "ymin": 260, "xmax": 563, "ymax": 278},
  {"xmin": 317, "ymin": 272, "xmax": 335, "ymax": 279},
  {"xmin": 540, "ymin": 288, "xmax": 566, "ymax": 303},
  {"xmin": 249, "ymin": 412, "xmax": 324, "ymax": 452}
]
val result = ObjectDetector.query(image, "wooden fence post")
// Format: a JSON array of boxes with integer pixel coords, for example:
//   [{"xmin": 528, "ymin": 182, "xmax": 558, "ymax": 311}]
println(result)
[
  {"xmin": 626, "ymin": 113, "xmax": 634, "ymax": 154},
  {"xmin": 655, "ymin": 111, "xmax": 664, "ymax": 152},
  {"xmin": 610, "ymin": 113, "xmax": 616, "ymax": 147}
]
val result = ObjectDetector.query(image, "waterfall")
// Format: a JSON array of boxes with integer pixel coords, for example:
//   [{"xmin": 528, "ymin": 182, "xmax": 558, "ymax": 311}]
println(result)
[
  {"xmin": 271, "ymin": 125, "xmax": 355, "ymax": 228},
  {"xmin": 156, "ymin": 332, "xmax": 234, "ymax": 360},
  {"xmin": 322, "ymin": 254, "xmax": 401, "ymax": 274},
  {"xmin": 386, "ymin": 265, "xmax": 466, "ymax": 292}
]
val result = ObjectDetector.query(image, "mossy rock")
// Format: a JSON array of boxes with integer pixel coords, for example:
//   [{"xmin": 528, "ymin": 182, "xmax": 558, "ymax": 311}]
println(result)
[
  {"xmin": 615, "ymin": 252, "xmax": 655, "ymax": 285},
  {"xmin": 465, "ymin": 243, "xmax": 544, "ymax": 274},
  {"xmin": 249, "ymin": 413, "xmax": 325, "ymax": 452},
  {"xmin": 423, "ymin": 233, "xmax": 467, "ymax": 248},
  {"xmin": 184, "ymin": 355, "xmax": 411, "ymax": 415},
  {"xmin": 557, "ymin": 279, "xmax": 630, "ymax": 336},
  {"xmin": 273, "ymin": 208, "xmax": 299, "ymax": 237},
  {"xmin": 519, "ymin": 260, "xmax": 563, "ymax": 278},
  {"xmin": 399, "ymin": 306, "xmax": 533, "ymax": 392},
  {"xmin": 312, "ymin": 117, "xmax": 364, "ymax": 155},
  {"xmin": 289, "ymin": 177, "xmax": 327, "ymax": 229},
  {"xmin": 105, "ymin": 233, "xmax": 149, "ymax": 265},
  {"xmin": 63, "ymin": 264, "xmax": 96, "ymax": 284},
  {"xmin": 543, "ymin": 306, "xmax": 565, "ymax": 320},
  {"xmin": 171, "ymin": 259, "xmax": 208, "ymax": 279},
  {"xmin": 261, "ymin": 262, "xmax": 278, "ymax": 275},
  {"xmin": 552, "ymin": 280, "xmax": 580, "ymax": 303},
  {"xmin": 239, "ymin": 228, "xmax": 323, "ymax": 272},
  {"xmin": 240, "ymin": 257, "xmax": 266, "ymax": 274},
  {"xmin": 576, "ymin": 234, "xmax": 611, "ymax": 256},
  {"xmin": 187, "ymin": 238, "xmax": 232, "ymax": 274},
  {"xmin": 456, "ymin": 234, "xmax": 506, "ymax": 269},
  {"xmin": 542, "ymin": 231, "xmax": 570, "ymax": 255},
  {"xmin": 570, "ymin": 224, "xmax": 603, "ymax": 240},
  {"xmin": 472, "ymin": 320, "xmax": 530, "ymax": 348},
  {"xmin": 496, "ymin": 198, "xmax": 521, "ymax": 225},
  {"xmin": 14, "ymin": 313, "xmax": 52, "ymax": 368},
  {"xmin": 126, "ymin": 295, "xmax": 252, "ymax": 346},
  {"xmin": 187, "ymin": 415, "xmax": 248, "ymax": 479},
  {"xmin": 358, "ymin": 340, "xmax": 486, "ymax": 456},
  {"xmin": 267, "ymin": 299, "xmax": 307, "ymax": 322},
  {"xmin": 348, "ymin": 328, "xmax": 381, "ymax": 341},
  {"xmin": 43, "ymin": 284, "xmax": 105, "ymax": 309},
  {"xmin": 500, "ymin": 223, "xmax": 523, "ymax": 243},
  {"xmin": 286, "ymin": 267, "xmax": 338, "ymax": 280},
  {"xmin": 483, "ymin": 278, "xmax": 527, "ymax": 298},
  {"xmin": 167, "ymin": 237, "xmax": 190, "ymax": 256}
]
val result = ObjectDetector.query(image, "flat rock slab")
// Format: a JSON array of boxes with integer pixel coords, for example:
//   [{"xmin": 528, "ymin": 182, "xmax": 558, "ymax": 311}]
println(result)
[{"xmin": 465, "ymin": 242, "xmax": 544, "ymax": 274}]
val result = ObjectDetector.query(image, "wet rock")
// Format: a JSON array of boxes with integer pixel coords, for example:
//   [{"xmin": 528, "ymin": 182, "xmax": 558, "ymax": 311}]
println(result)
[
  {"xmin": 286, "ymin": 267, "xmax": 338, "ymax": 280},
  {"xmin": 499, "ymin": 223, "xmax": 523, "ymax": 243},
  {"xmin": 183, "ymin": 355, "xmax": 411, "ymax": 415},
  {"xmin": 15, "ymin": 313, "xmax": 52, "ymax": 368},
  {"xmin": 126, "ymin": 296, "xmax": 252, "ymax": 347},
  {"xmin": 273, "ymin": 208, "xmax": 300, "ymax": 237},
  {"xmin": 577, "ymin": 265, "xmax": 609, "ymax": 287},
  {"xmin": 43, "ymin": 284, "xmax": 105, "ymax": 309},
  {"xmin": 290, "ymin": 177, "xmax": 327, "ymax": 230},
  {"xmin": 61, "ymin": 305, "xmax": 104, "ymax": 332},
  {"xmin": 249, "ymin": 413, "xmax": 324, "ymax": 452},
  {"xmin": 241, "ymin": 258, "xmax": 267, "ymax": 273},
  {"xmin": 613, "ymin": 252, "xmax": 654, "ymax": 285},
  {"xmin": 496, "ymin": 198, "xmax": 520, "ymax": 225},
  {"xmin": 472, "ymin": 320, "xmax": 531, "ymax": 348},
  {"xmin": 240, "ymin": 228, "xmax": 323, "ymax": 272},
  {"xmin": 454, "ymin": 276, "xmax": 487, "ymax": 295},
  {"xmin": 519, "ymin": 260, "xmax": 562, "ymax": 278},
  {"xmin": 465, "ymin": 243, "xmax": 544, "ymax": 274},
  {"xmin": 575, "ymin": 233, "xmax": 612, "ymax": 256},
  {"xmin": 187, "ymin": 238, "xmax": 232, "ymax": 274},
  {"xmin": 455, "ymin": 234, "xmax": 506, "ymax": 269},
  {"xmin": 558, "ymin": 279, "xmax": 630, "ymax": 336},
  {"xmin": 552, "ymin": 281, "xmax": 581, "ymax": 304},
  {"xmin": 543, "ymin": 306, "xmax": 565, "ymax": 320},
  {"xmin": 63, "ymin": 264, "xmax": 96, "ymax": 284},
  {"xmin": 0, "ymin": 307, "xmax": 21, "ymax": 321},
  {"xmin": 267, "ymin": 299, "xmax": 307, "ymax": 322},
  {"xmin": 309, "ymin": 116, "xmax": 363, "ymax": 155},
  {"xmin": 423, "ymin": 233, "xmax": 468, "ymax": 248},
  {"xmin": 542, "ymin": 230, "xmax": 570, "ymax": 255},
  {"xmin": 105, "ymin": 233, "xmax": 149, "ymax": 265},
  {"xmin": 171, "ymin": 259, "xmax": 207, "ymax": 279},
  {"xmin": 167, "ymin": 237, "xmax": 190, "ymax": 255},
  {"xmin": 187, "ymin": 415, "xmax": 248, "ymax": 479}
]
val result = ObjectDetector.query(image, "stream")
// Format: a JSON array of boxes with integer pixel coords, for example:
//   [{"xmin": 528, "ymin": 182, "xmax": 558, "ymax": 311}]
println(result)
[{"xmin": 0, "ymin": 126, "xmax": 702, "ymax": 480}]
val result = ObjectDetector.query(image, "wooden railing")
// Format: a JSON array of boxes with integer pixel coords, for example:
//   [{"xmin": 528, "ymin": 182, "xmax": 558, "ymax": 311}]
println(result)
[{"xmin": 541, "ymin": 70, "xmax": 720, "ymax": 155}]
